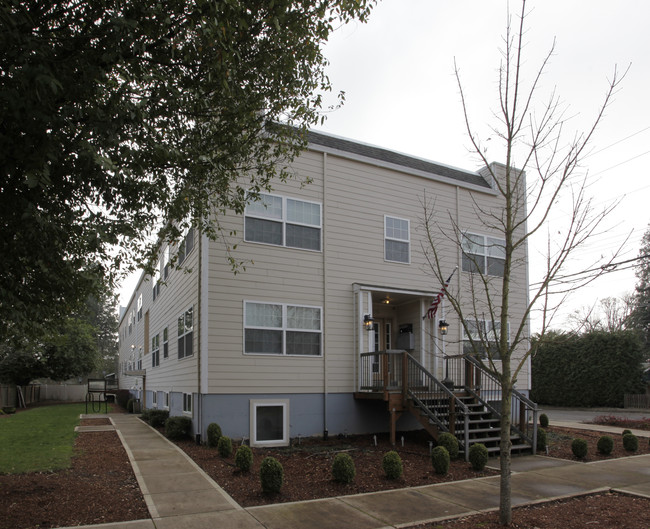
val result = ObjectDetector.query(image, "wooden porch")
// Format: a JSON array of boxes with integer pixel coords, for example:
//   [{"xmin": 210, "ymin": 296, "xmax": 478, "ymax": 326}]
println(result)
[{"xmin": 354, "ymin": 351, "xmax": 539, "ymax": 458}]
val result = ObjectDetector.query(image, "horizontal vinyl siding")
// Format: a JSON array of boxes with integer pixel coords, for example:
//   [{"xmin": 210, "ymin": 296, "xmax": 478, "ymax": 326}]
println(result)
[
  {"xmin": 118, "ymin": 232, "xmax": 200, "ymax": 395},
  {"xmin": 126, "ymin": 144, "xmax": 530, "ymax": 398},
  {"xmin": 205, "ymin": 157, "xmax": 326, "ymax": 394}
]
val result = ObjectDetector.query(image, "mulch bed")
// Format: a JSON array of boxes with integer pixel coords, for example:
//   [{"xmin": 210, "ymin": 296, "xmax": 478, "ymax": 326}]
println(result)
[
  {"xmin": 2, "ymin": 413, "xmax": 650, "ymax": 529},
  {"xmin": 416, "ymin": 491, "xmax": 650, "ymax": 529},
  {"xmin": 544, "ymin": 426, "xmax": 650, "ymax": 461},
  {"xmin": 0, "ymin": 419, "xmax": 149, "ymax": 529},
  {"xmin": 176, "ymin": 430, "xmax": 496, "ymax": 507}
]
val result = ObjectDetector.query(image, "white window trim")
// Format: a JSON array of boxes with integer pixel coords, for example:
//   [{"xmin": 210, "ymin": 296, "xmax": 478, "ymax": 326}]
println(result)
[
  {"xmin": 461, "ymin": 231, "xmax": 506, "ymax": 277},
  {"xmin": 137, "ymin": 294, "xmax": 143, "ymax": 320},
  {"xmin": 250, "ymin": 399, "xmax": 290, "ymax": 448},
  {"xmin": 178, "ymin": 226, "xmax": 195, "ymax": 265},
  {"xmin": 243, "ymin": 300, "xmax": 322, "ymax": 357},
  {"xmin": 182, "ymin": 393, "xmax": 192, "ymax": 414},
  {"xmin": 151, "ymin": 391, "xmax": 158, "ymax": 408},
  {"xmin": 151, "ymin": 333, "xmax": 160, "ymax": 368},
  {"xmin": 178, "ymin": 306, "xmax": 194, "ymax": 360},
  {"xmin": 462, "ymin": 319, "xmax": 510, "ymax": 360},
  {"xmin": 163, "ymin": 392, "xmax": 169, "ymax": 410},
  {"xmin": 384, "ymin": 215, "xmax": 411, "ymax": 264},
  {"xmin": 244, "ymin": 192, "xmax": 322, "ymax": 252}
]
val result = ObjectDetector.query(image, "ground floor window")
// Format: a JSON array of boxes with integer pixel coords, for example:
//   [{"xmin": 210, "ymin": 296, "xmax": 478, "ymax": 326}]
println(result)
[
  {"xmin": 151, "ymin": 391, "xmax": 158, "ymax": 407},
  {"xmin": 244, "ymin": 301, "xmax": 321, "ymax": 356},
  {"xmin": 183, "ymin": 393, "xmax": 192, "ymax": 414},
  {"xmin": 250, "ymin": 399, "xmax": 289, "ymax": 447},
  {"xmin": 163, "ymin": 392, "xmax": 169, "ymax": 409},
  {"xmin": 462, "ymin": 319, "xmax": 508, "ymax": 360}
]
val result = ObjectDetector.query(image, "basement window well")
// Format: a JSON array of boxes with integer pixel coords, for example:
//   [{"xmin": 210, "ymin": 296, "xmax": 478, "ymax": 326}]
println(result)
[{"xmin": 250, "ymin": 399, "xmax": 289, "ymax": 447}]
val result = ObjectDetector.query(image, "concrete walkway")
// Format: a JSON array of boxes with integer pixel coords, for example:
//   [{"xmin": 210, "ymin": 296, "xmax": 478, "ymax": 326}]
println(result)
[{"xmin": 58, "ymin": 413, "xmax": 650, "ymax": 529}]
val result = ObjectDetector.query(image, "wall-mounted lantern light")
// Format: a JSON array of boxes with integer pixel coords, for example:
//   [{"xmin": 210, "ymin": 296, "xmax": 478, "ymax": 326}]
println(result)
[
  {"xmin": 438, "ymin": 319, "xmax": 449, "ymax": 336},
  {"xmin": 363, "ymin": 314, "xmax": 374, "ymax": 331}
]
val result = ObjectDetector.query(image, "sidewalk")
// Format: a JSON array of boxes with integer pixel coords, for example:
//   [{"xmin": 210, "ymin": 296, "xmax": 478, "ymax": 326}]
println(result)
[{"xmin": 59, "ymin": 414, "xmax": 650, "ymax": 529}]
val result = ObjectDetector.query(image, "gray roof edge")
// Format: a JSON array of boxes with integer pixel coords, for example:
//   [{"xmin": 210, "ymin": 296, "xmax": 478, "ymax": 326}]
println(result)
[{"xmin": 307, "ymin": 129, "xmax": 492, "ymax": 190}]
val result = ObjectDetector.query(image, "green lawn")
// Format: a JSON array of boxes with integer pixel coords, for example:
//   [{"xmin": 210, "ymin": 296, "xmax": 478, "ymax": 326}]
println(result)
[{"xmin": 0, "ymin": 403, "xmax": 87, "ymax": 474}]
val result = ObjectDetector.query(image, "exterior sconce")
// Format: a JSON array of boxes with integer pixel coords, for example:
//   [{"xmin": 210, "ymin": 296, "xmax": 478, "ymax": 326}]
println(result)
[
  {"xmin": 438, "ymin": 320, "xmax": 449, "ymax": 336},
  {"xmin": 363, "ymin": 314, "xmax": 374, "ymax": 331}
]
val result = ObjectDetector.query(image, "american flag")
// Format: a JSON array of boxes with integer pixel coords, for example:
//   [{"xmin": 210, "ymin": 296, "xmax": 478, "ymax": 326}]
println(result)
[{"xmin": 424, "ymin": 268, "xmax": 457, "ymax": 320}]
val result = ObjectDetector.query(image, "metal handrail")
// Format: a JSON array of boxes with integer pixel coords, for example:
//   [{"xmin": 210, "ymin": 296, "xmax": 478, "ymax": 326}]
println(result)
[
  {"xmin": 405, "ymin": 354, "xmax": 470, "ymax": 457},
  {"xmin": 459, "ymin": 353, "xmax": 538, "ymax": 452}
]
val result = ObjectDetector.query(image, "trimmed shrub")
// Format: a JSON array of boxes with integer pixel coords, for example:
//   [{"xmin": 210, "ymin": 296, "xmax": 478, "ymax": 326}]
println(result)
[
  {"xmin": 260, "ymin": 457, "xmax": 283, "ymax": 493},
  {"xmin": 597, "ymin": 435, "xmax": 614, "ymax": 455},
  {"xmin": 623, "ymin": 433, "xmax": 639, "ymax": 452},
  {"xmin": 537, "ymin": 428, "xmax": 547, "ymax": 452},
  {"xmin": 332, "ymin": 452, "xmax": 356, "ymax": 484},
  {"xmin": 165, "ymin": 416, "xmax": 192, "ymax": 441},
  {"xmin": 207, "ymin": 423, "xmax": 222, "ymax": 448},
  {"xmin": 431, "ymin": 446, "xmax": 450, "ymax": 475},
  {"xmin": 571, "ymin": 438, "xmax": 588, "ymax": 459},
  {"xmin": 382, "ymin": 451, "xmax": 403, "ymax": 480},
  {"xmin": 468, "ymin": 443, "xmax": 489, "ymax": 471},
  {"xmin": 539, "ymin": 413, "xmax": 549, "ymax": 428},
  {"xmin": 622, "ymin": 429, "xmax": 632, "ymax": 436},
  {"xmin": 126, "ymin": 398, "xmax": 135, "ymax": 413},
  {"xmin": 217, "ymin": 436, "xmax": 233, "ymax": 458},
  {"xmin": 142, "ymin": 409, "xmax": 169, "ymax": 428},
  {"xmin": 235, "ymin": 445, "xmax": 253, "ymax": 472},
  {"xmin": 437, "ymin": 432, "xmax": 459, "ymax": 460}
]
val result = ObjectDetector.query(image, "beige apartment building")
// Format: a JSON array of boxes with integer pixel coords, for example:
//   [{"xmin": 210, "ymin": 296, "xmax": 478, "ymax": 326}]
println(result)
[{"xmin": 118, "ymin": 130, "xmax": 533, "ymax": 452}]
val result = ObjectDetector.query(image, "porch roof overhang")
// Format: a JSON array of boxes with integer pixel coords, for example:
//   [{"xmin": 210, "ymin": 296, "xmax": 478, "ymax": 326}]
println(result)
[{"xmin": 353, "ymin": 283, "xmax": 436, "ymax": 305}]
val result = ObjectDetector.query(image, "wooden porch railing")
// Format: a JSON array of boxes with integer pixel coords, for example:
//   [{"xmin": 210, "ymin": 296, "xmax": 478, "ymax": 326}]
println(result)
[{"xmin": 359, "ymin": 351, "xmax": 470, "ymax": 456}]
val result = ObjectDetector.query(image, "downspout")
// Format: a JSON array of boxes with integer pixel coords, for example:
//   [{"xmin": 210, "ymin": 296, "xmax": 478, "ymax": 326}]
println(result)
[
  {"xmin": 323, "ymin": 152, "xmax": 329, "ymax": 439},
  {"xmin": 455, "ymin": 186, "xmax": 461, "ymax": 349},
  {"xmin": 196, "ymin": 230, "xmax": 202, "ymax": 444}
]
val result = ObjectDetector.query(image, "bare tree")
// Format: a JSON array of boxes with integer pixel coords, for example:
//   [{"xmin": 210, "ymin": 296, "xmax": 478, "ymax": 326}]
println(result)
[
  {"xmin": 568, "ymin": 294, "xmax": 634, "ymax": 333},
  {"xmin": 422, "ymin": 0, "xmax": 624, "ymax": 524}
]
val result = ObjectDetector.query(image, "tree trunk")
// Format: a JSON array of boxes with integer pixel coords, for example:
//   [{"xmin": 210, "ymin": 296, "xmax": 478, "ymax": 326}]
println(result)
[{"xmin": 499, "ymin": 383, "xmax": 513, "ymax": 525}]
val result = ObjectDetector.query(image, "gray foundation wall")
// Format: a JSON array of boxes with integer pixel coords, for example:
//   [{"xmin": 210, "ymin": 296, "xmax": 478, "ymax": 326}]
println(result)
[{"xmin": 194, "ymin": 392, "xmax": 421, "ymax": 442}]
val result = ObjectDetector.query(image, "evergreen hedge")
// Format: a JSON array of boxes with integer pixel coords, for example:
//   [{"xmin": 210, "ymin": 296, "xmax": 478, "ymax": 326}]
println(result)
[{"xmin": 531, "ymin": 330, "xmax": 645, "ymax": 407}]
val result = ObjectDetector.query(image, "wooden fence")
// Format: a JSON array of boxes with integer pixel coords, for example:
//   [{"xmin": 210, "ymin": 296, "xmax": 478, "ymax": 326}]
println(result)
[
  {"xmin": 624, "ymin": 393, "xmax": 650, "ymax": 409},
  {"xmin": 1, "ymin": 384, "xmax": 86, "ymax": 408}
]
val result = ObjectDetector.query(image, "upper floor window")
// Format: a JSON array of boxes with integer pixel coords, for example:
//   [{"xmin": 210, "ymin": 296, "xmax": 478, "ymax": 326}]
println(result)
[
  {"xmin": 128, "ymin": 312, "xmax": 133, "ymax": 335},
  {"xmin": 178, "ymin": 306, "xmax": 194, "ymax": 359},
  {"xmin": 245, "ymin": 193, "xmax": 321, "ymax": 251},
  {"xmin": 461, "ymin": 232, "xmax": 506, "ymax": 277},
  {"xmin": 178, "ymin": 227, "xmax": 195, "ymax": 265},
  {"xmin": 462, "ymin": 319, "xmax": 509, "ymax": 360},
  {"xmin": 244, "ymin": 301, "xmax": 321, "ymax": 356},
  {"xmin": 163, "ymin": 246, "xmax": 170, "ymax": 279},
  {"xmin": 152, "ymin": 260, "xmax": 161, "ymax": 301},
  {"xmin": 162, "ymin": 327, "xmax": 169, "ymax": 359},
  {"xmin": 151, "ymin": 333, "xmax": 160, "ymax": 368},
  {"xmin": 137, "ymin": 294, "xmax": 143, "ymax": 321},
  {"xmin": 384, "ymin": 216, "xmax": 410, "ymax": 263}
]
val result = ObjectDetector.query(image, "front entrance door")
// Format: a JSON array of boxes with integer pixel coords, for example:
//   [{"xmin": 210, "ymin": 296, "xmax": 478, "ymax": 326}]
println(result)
[{"xmin": 373, "ymin": 319, "xmax": 392, "ymax": 352}]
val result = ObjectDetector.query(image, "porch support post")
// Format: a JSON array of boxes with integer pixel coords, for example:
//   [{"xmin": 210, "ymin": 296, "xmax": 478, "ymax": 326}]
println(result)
[{"xmin": 401, "ymin": 351, "xmax": 408, "ymax": 402}]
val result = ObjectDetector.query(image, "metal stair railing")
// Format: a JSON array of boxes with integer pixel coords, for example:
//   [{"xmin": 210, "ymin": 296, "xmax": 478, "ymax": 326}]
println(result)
[
  {"xmin": 405, "ymin": 354, "xmax": 470, "ymax": 459},
  {"xmin": 448, "ymin": 353, "xmax": 539, "ymax": 453}
]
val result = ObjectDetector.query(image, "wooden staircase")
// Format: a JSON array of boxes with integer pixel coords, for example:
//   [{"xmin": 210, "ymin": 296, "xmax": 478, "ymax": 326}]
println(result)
[{"xmin": 356, "ymin": 351, "xmax": 539, "ymax": 460}]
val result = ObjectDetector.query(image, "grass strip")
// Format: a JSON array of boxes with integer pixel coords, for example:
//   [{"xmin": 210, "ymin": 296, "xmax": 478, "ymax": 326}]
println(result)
[{"xmin": 0, "ymin": 403, "xmax": 87, "ymax": 474}]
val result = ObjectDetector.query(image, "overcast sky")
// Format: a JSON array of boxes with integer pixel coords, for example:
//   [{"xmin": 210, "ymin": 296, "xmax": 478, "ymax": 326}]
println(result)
[
  {"xmin": 312, "ymin": 0, "xmax": 650, "ymax": 330},
  {"xmin": 119, "ymin": 1, "xmax": 649, "ymax": 330}
]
